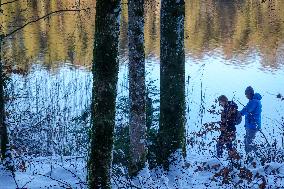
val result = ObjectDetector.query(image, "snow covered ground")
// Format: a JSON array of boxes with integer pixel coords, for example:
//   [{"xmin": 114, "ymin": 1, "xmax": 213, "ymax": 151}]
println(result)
[
  {"xmin": 1, "ymin": 148, "xmax": 284, "ymax": 188},
  {"xmin": 0, "ymin": 156, "xmax": 87, "ymax": 189}
]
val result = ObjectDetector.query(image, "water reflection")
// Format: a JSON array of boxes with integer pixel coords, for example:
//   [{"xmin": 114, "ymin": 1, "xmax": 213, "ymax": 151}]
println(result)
[
  {"xmin": 2, "ymin": 0, "xmax": 283, "ymax": 69},
  {"xmin": 185, "ymin": 0, "xmax": 284, "ymax": 69},
  {"xmin": 2, "ymin": 0, "xmax": 96, "ymax": 69},
  {"xmin": 0, "ymin": 0, "xmax": 284, "ymax": 156}
]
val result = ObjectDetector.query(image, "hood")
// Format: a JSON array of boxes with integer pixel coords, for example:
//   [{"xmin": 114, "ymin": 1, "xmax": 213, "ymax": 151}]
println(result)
[{"xmin": 253, "ymin": 93, "xmax": 262, "ymax": 100}]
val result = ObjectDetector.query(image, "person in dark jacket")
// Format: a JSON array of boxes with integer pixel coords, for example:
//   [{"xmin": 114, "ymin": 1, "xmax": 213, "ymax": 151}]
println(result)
[
  {"xmin": 216, "ymin": 95, "xmax": 239, "ymax": 158},
  {"xmin": 240, "ymin": 86, "xmax": 262, "ymax": 153}
]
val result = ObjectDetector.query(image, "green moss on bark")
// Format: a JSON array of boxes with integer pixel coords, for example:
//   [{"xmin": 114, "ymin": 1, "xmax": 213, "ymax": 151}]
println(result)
[
  {"xmin": 0, "ymin": 34, "xmax": 9, "ymax": 161},
  {"xmin": 158, "ymin": 0, "xmax": 186, "ymax": 170},
  {"xmin": 88, "ymin": 0, "xmax": 121, "ymax": 188}
]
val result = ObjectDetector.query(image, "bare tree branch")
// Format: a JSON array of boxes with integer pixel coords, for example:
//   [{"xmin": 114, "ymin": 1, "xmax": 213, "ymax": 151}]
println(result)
[
  {"xmin": 3, "ymin": 8, "xmax": 89, "ymax": 39},
  {"xmin": 0, "ymin": 0, "xmax": 20, "ymax": 6}
]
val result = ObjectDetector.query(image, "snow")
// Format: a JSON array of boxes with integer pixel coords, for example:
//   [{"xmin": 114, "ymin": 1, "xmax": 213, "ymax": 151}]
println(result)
[
  {"xmin": 1, "ymin": 141, "xmax": 284, "ymax": 188},
  {"xmin": 112, "ymin": 149, "xmax": 284, "ymax": 188},
  {"xmin": 0, "ymin": 151, "xmax": 284, "ymax": 189},
  {"xmin": 0, "ymin": 157, "xmax": 87, "ymax": 189}
]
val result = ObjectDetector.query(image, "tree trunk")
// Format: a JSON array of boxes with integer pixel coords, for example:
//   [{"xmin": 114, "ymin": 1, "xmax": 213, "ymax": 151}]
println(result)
[
  {"xmin": 158, "ymin": 0, "xmax": 186, "ymax": 170},
  {"xmin": 0, "ymin": 3, "xmax": 15, "ymax": 173},
  {"xmin": 0, "ymin": 33, "xmax": 9, "ymax": 161},
  {"xmin": 128, "ymin": 0, "xmax": 147, "ymax": 177},
  {"xmin": 0, "ymin": 7, "xmax": 10, "ymax": 162},
  {"xmin": 88, "ymin": 0, "xmax": 121, "ymax": 188}
]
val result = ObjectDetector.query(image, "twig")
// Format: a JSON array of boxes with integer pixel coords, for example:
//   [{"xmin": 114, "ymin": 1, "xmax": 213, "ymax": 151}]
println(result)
[
  {"xmin": 12, "ymin": 172, "xmax": 19, "ymax": 189},
  {"xmin": 112, "ymin": 174, "xmax": 142, "ymax": 189},
  {"xmin": 33, "ymin": 172, "xmax": 73, "ymax": 188},
  {"xmin": 0, "ymin": 0, "xmax": 20, "ymax": 6},
  {"xmin": 3, "ymin": 8, "xmax": 89, "ymax": 39},
  {"xmin": 258, "ymin": 130, "xmax": 270, "ymax": 147},
  {"xmin": 52, "ymin": 161, "xmax": 86, "ymax": 186},
  {"xmin": 209, "ymin": 150, "xmax": 224, "ymax": 166},
  {"xmin": 20, "ymin": 177, "xmax": 36, "ymax": 189}
]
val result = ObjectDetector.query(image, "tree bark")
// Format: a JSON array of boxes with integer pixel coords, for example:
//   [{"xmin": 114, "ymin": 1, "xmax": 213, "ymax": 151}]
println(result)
[
  {"xmin": 0, "ymin": 0, "xmax": 9, "ymax": 162},
  {"xmin": 0, "ymin": 33, "xmax": 9, "ymax": 161},
  {"xmin": 128, "ymin": 0, "xmax": 147, "ymax": 177},
  {"xmin": 158, "ymin": 0, "xmax": 186, "ymax": 170},
  {"xmin": 88, "ymin": 0, "xmax": 121, "ymax": 188}
]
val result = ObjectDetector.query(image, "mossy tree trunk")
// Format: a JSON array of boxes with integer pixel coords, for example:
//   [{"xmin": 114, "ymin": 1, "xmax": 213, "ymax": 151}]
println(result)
[
  {"xmin": 0, "ymin": 34, "xmax": 9, "ymax": 161},
  {"xmin": 0, "ymin": 0, "xmax": 9, "ymax": 162},
  {"xmin": 88, "ymin": 0, "xmax": 121, "ymax": 188},
  {"xmin": 158, "ymin": 0, "xmax": 186, "ymax": 170},
  {"xmin": 128, "ymin": 0, "xmax": 147, "ymax": 177}
]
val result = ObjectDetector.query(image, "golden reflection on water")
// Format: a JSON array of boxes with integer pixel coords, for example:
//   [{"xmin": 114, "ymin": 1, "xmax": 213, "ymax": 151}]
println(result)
[
  {"xmin": 1, "ymin": 0, "xmax": 284, "ymax": 70},
  {"xmin": 185, "ymin": 0, "xmax": 284, "ymax": 69}
]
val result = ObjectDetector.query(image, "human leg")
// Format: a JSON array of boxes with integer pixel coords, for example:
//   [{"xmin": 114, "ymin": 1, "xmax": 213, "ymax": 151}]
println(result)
[
  {"xmin": 225, "ymin": 132, "xmax": 239, "ymax": 159},
  {"xmin": 216, "ymin": 135, "xmax": 225, "ymax": 158},
  {"xmin": 244, "ymin": 128, "xmax": 257, "ymax": 153}
]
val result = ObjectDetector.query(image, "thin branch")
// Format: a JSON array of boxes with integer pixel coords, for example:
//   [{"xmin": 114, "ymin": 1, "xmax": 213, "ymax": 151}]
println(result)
[
  {"xmin": 20, "ymin": 177, "xmax": 36, "ymax": 189},
  {"xmin": 3, "ymin": 8, "xmax": 89, "ymax": 39},
  {"xmin": 0, "ymin": 0, "xmax": 20, "ymax": 6},
  {"xmin": 33, "ymin": 172, "xmax": 73, "ymax": 188},
  {"xmin": 12, "ymin": 173, "xmax": 19, "ymax": 189},
  {"xmin": 52, "ymin": 161, "xmax": 86, "ymax": 186},
  {"xmin": 112, "ymin": 174, "xmax": 142, "ymax": 189}
]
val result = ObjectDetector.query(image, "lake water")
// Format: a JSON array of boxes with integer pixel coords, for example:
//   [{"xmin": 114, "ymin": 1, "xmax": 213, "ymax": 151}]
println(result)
[{"xmin": 1, "ymin": 0, "xmax": 284, "ymax": 156}]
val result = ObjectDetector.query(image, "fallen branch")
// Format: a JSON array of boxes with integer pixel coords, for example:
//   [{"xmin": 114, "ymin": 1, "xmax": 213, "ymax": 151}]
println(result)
[
  {"xmin": 52, "ymin": 161, "xmax": 86, "ymax": 186},
  {"xmin": 33, "ymin": 172, "xmax": 73, "ymax": 189},
  {"xmin": 20, "ymin": 177, "xmax": 36, "ymax": 189}
]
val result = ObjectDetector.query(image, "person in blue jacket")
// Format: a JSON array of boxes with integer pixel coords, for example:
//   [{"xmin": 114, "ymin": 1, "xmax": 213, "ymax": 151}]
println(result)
[{"xmin": 240, "ymin": 86, "xmax": 262, "ymax": 153}]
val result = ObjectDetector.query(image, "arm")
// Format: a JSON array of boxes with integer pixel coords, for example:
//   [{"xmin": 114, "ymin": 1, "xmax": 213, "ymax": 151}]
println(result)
[{"xmin": 240, "ymin": 100, "xmax": 257, "ymax": 116}]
